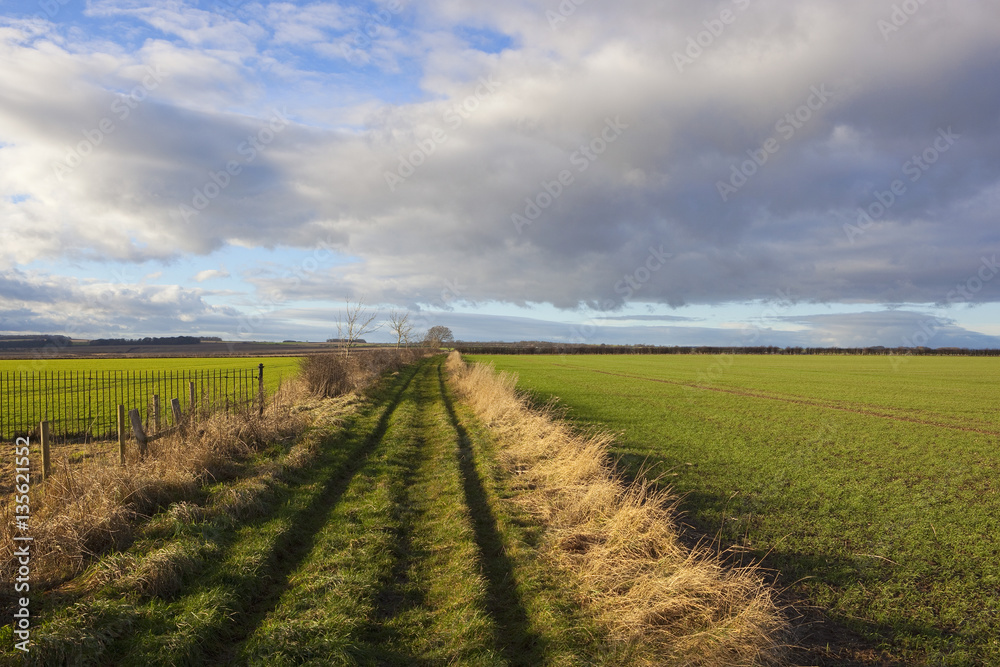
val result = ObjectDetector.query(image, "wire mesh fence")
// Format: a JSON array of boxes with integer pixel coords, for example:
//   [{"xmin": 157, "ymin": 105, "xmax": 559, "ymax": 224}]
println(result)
[{"xmin": 0, "ymin": 366, "xmax": 262, "ymax": 443}]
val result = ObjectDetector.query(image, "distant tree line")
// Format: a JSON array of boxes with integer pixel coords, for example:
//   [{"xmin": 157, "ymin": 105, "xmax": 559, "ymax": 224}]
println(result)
[
  {"xmin": 452, "ymin": 342, "xmax": 1000, "ymax": 356},
  {"xmin": 89, "ymin": 336, "xmax": 201, "ymax": 346},
  {"xmin": 0, "ymin": 335, "xmax": 72, "ymax": 349}
]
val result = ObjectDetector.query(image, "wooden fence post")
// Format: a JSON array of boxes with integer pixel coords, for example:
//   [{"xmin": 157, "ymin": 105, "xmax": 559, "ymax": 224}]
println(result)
[
  {"xmin": 170, "ymin": 398, "xmax": 182, "ymax": 427},
  {"xmin": 117, "ymin": 405, "xmax": 126, "ymax": 467},
  {"xmin": 128, "ymin": 408, "xmax": 148, "ymax": 456},
  {"xmin": 40, "ymin": 420, "xmax": 51, "ymax": 481},
  {"xmin": 152, "ymin": 394, "xmax": 160, "ymax": 434},
  {"xmin": 258, "ymin": 364, "xmax": 265, "ymax": 417}
]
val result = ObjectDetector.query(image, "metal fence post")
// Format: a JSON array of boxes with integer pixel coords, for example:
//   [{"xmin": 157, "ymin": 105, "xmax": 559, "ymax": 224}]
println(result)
[
  {"xmin": 258, "ymin": 364, "xmax": 265, "ymax": 417},
  {"xmin": 117, "ymin": 405, "xmax": 126, "ymax": 466},
  {"xmin": 153, "ymin": 394, "xmax": 160, "ymax": 434},
  {"xmin": 40, "ymin": 420, "xmax": 51, "ymax": 480}
]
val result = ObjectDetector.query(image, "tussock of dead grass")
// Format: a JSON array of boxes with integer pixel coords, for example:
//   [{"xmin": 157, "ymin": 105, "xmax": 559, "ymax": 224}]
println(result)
[{"xmin": 446, "ymin": 351, "xmax": 788, "ymax": 666}]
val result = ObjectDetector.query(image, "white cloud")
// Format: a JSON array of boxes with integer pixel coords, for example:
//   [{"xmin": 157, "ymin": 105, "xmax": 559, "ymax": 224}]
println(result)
[
  {"xmin": 0, "ymin": 268, "xmax": 238, "ymax": 337},
  {"xmin": 1, "ymin": 1, "xmax": 1000, "ymax": 343},
  {"xmin": 193, "ymin": 268, "xmax": 230, "ymax": 282}
]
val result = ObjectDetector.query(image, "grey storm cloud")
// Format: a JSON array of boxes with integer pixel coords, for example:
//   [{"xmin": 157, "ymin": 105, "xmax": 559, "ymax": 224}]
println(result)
[{"xmin": 1, "ymin": 0, "xmax": 999, "ymax": 326}]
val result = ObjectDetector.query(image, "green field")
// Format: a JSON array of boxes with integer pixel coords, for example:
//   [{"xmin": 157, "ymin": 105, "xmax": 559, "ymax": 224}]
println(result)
[
  {"xmin": 7, "ymin": 358, "xmax": 627, "ymax": 665},
  {"xmin": 0, "ymin": 356, "xmax": 302, "ymax": 383},
  {"xmin": 470, "ymin": 354, "xmax": 1000, "ymax": 665},
  {"xmin": 0, "ymin": 357, "xmax": 302, "ymax": 440}
]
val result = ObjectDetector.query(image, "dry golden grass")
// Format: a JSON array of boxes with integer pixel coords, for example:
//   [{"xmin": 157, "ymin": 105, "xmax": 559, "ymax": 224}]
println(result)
[
  {"xmin": 446, "ymin": 351, "xmax": 789, "ymax": 666},
  {"xmin": 0, "ymin": 348, "xmax": 415, "ymax": 600},
  {"xmin": 0, "ymin": 379, "xmax": 322, "ymax": 595}
]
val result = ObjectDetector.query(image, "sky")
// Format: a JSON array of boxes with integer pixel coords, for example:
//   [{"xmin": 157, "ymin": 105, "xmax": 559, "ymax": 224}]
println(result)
[{"xmin": 1, "ymin": 0, "xmax": 999, "ymax": 348}]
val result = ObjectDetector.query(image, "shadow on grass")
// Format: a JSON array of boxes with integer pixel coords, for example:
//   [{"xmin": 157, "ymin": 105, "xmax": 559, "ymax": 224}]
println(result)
[
  {"xmin": 355, "ymin": 366, "xmax": 435, "ymax": 665},
  {"xmin": 611, "ymin": 453, "xmax": 963, "ymax": 667},
  {"xmin": 437, "ymin": 364, "xmax": 546, "ymax": 666},
  {"xmin": 199, "ymin": 362, "xmax": 424, "ymax": 664}
]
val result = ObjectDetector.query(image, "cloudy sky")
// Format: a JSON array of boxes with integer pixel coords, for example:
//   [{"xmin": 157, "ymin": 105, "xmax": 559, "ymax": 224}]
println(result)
[{"xmin": 1, "ymin": 0, "xmax": 999, "ymax": 347}]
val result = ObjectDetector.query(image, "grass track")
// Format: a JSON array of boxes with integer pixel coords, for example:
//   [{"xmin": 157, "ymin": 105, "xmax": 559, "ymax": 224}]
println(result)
[
  {"xmin": 471, "ymin": 354, "xmax": 1000, "ymax": 665},
  {"xmin": 13, "ymin": 357, "xmax": 624, "ymax": 665}
]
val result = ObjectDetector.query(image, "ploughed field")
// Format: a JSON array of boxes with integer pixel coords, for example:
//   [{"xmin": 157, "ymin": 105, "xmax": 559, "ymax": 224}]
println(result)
[{"xmin": 470, "ymin": 354, "xmax": 1000, "ymax": 664}]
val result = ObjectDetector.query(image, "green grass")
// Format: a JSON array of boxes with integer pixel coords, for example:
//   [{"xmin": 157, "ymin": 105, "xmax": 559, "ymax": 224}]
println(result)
[
  {"xmin": 7, "ymin": 358, "xmax": 627, "ymax": 666},
  {"xmin": 0, "ymin": 356, "xmax": 301, "ymax": 386},
  {"xmin": 0, "ymin": 357, "xmax": 302, "ymax": 440},
  {"xmin": 470, "ymin": 354, "xmax": 1000, "ymax": 665}
]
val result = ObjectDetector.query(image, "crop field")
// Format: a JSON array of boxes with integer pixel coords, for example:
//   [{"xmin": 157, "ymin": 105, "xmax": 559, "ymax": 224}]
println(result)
[
  {"xmin": 0, "ymin": 357, "xmax": 305, "ymax": 496},
  {"xmin": 0, "ymin": 357, "xmax": 301, "ymax": 437},
  {"xmin": 470, "ymin": 354, "xmax": 1000, "ymax": 664},
  {"xmin": 0, "ymin": 356, "xmax": 301, "ymax": 384}
]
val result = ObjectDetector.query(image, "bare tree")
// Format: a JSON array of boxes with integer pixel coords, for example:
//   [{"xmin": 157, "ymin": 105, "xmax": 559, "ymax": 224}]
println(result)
[
  {"xmin": 387, "ymin": 310, "xmax": 413, "ymax": 350},
  {"xmin": 336, "ymin": 297, "xmax": 381, "ymax": 357},
  {"xmin": 423, "ymin": 325, "xmax": 455, "ymax": 349}
]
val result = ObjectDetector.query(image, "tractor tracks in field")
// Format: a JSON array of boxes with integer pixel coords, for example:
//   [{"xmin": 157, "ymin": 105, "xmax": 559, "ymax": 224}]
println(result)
[
  {"xmin": 551, "ymin": 363, "xmax": 1000, "ymax": 438},
  {"xmin": 202, "ymin": 360, "xmax": 423, "ymax": 665},
  {"xmin": 436, "ymin": 364, "xmax": 543, "ymax": 664},
  {"xmin": 360, "ymin": 359, "xmax": 541, "ymax": 662},
  {"xmin": 234, "ymin": 358, "xmax": 541, "ymax": 664}
]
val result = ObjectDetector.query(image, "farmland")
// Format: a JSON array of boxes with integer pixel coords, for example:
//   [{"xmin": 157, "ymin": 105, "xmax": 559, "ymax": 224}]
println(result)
[
  {"xmin": 3, "ymin": 358, "xmax": 650, "ymax": 665},
  {"xmin": 0, "ymin": 357, "xmax": 305, "ymax": 496},
  {"xmin": 0, "ymin": 357, "xmax": 301, "ymax": 435},
  {"xmin": 0, "ymin": 356, "xmax": 302, "ymax": 389},
  {"xmin": 470, "ymin": 354, "xmax": 1000, "ymax": 664}
]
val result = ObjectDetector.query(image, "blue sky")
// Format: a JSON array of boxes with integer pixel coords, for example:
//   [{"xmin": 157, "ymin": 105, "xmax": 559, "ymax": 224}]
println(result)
[{"xmin": 1, "ymin": 0, "xmax": 999, "ymax": 347}]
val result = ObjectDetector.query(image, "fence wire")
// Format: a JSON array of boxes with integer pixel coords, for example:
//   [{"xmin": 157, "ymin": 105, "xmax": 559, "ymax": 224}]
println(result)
[{"xmin": 0, "ymin": 368, "xmax": 260, "ymax": 442}]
